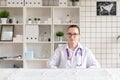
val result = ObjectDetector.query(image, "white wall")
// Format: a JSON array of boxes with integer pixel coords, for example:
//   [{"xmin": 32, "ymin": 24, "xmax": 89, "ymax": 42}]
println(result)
[{"xmin": 79, "ymin": 0, "xmax": 120, "ymax": 68}]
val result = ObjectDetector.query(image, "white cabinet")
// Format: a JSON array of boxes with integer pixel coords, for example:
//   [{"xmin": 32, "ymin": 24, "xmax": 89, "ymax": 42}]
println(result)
[{"xmin": 0, "ymin": 2, "xmax": 80, "ymax": 68}]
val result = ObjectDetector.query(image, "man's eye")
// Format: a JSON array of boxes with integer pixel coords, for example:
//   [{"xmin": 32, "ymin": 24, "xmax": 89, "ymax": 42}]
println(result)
[
  {"xmin": 68, "ymin": 33, "xmax": 72, "ymax": 35},
  {"xmin": 74, "ymin": 33, "xmax": 77, "ymax": 35}
]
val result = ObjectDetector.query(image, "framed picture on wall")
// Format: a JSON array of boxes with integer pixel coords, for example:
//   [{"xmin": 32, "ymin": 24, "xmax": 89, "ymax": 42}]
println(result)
[
  {"xmin": 0, "ymin": 25, "xmax": 14, "ymax": 41},
  {"xmin": 97, "ymin": 1, "xmax": 116, "ymax": 16}
]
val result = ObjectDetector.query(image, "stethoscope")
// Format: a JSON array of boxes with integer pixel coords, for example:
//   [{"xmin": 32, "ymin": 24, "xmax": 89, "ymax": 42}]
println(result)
[{"xmin": 66, "ymin": 48, "xmax": 82, "ymax": 66}]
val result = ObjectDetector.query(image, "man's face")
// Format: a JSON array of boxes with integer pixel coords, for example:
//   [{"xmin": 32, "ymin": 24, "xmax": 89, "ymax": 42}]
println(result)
[{"xmin": 67, "ymin": 27, "xmax": 80, "ymax": 44}]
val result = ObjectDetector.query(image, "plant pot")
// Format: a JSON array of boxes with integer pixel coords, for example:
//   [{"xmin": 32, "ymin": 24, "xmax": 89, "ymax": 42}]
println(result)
[
  {"xmin": 58, "ymin": 37, "xmax": 63, "ymax": 42},
  {"xmin": 72, "ymin": 2, "xmax": 75, "ymax": 6},
  {"xmin": 28, "ymin": 20, "xmax": 32, "ymax": 24},
  {"xmin": 1, "ymin": 18, "xmax": 7, "ymax": 24},
  {"xmin": 37, "ymin": 21, "xmax": 41, "ymax": 24},
  {"xmin": 12, "ymin": 17, "xmax": 16, "ymax": 24},
  {"xmin": 70, "ymin": 2, "xmax": 79, "ymax": 6},
  {"xmin": 75, "ymin": 2, "xmax": 79, "ymax": 6}
]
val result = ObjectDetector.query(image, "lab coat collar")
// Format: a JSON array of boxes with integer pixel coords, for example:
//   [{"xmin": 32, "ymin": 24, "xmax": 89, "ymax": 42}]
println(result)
[{"xmin": 66, "ymin": 42, "xmax": 84, "ymax": 50}]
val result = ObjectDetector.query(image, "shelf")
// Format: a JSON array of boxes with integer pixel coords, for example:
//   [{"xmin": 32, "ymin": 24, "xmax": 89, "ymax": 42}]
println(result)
[
  {"xmin": 0, "ymin": 23, "xmax": 23, "ymax": 26},
  {"xmin": 25, "ymin": 23, "xmax": 52, "ymax": 25},
  {"xmin": 0, "ymin": 6, "xmax": 23, "ymax": 8},
  {"xmin": 0, "ymin": 59, "xmax": 23, "ymax": 61},
  {"xmin": 54, "ymin": 23, "xmax": 79, "ymax": 25},
  {"xmin": 54, "ymin": 41, "xmax": 67, "ymax": 43},
  {"xmin": 0, "ymin": 4, "xmax": 80, "ymax": 68},
  {"xmin": 25, "ymin": 6, "xmax": 52, "ymax": 8},
  {"xmin": 25, "ymin": 42, "xmax": 51, "ymax": 44},
  {"xmin": 0, "ymin": 6, "xmax": 80, "ymax": 8},
  {"xmin": 0, "ymin": 42, "xmax": 23, "ymax": 44},
  {"xmin": 26, "ymin": 59, "xmax": 48, "ymax": 61},
  {"xmin": 53, "ymin": 6, "xmax": 80, "ymax": 8}
]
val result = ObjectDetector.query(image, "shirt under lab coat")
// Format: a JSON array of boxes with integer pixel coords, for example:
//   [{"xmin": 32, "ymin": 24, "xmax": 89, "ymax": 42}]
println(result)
[{"xmin": 48, "ymin": 43, "xmax": 100, "ymax": 68}]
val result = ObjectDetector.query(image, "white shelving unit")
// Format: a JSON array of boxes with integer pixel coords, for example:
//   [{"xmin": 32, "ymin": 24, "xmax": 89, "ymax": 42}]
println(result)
[{"xmin": 0, "ymin": 0, "xmax": 80, "ymax": 68}]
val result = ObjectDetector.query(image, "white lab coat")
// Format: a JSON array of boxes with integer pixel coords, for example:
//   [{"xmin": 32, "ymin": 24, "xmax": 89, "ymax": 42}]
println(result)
[{"xmin": 48, "ymin": 43, "xmax": 100, "ymax": 68}]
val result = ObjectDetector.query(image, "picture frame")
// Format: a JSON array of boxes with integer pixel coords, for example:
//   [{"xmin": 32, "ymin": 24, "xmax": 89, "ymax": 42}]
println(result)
[
  {"xmin": 97, "ymin": 1, "xmax": 116, "ymax": 16},
  {"xmin": 0, "ymin": 25, "xmax": 14, "ymax": 41}
]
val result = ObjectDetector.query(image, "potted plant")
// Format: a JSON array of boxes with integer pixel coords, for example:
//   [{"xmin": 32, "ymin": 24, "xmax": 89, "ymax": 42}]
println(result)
[
  {"xmin": 34, "ymin": 18, "xmax": 37, "ymax": 23},
  {"xmin": 69, "ymin": 0, "xmax": 79, "ymax": 6},
  {"xmin": 27, "ymin": 18, "xmax": 32, "ymax": 24},
  {"xmin": 0, "ymin": 9, "xmax": 9, "ymax": 24},
  {"xmin": 56, "ymin": 31, "xmax": 64, "ymax": 41},
  {"xmin": 37, "ymin": 18, "xmax": 41, "ymax": 24}
]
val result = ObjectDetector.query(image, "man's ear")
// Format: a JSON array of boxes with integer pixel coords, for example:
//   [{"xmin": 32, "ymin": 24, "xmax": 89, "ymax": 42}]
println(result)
[{"xmin": 78, "ymin": 34, "xmax": 81, "ymax": 39}]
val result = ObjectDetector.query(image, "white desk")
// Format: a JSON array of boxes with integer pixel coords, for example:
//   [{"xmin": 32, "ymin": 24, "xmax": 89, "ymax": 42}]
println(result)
[{"xmin": 0, "ymin": 69, "xmax": 120, "ymax": 80}]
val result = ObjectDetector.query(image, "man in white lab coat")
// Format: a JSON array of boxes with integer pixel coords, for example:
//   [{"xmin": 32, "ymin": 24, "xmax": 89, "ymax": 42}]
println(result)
[{"xmin": 48, "ymin": 25, "xmax": 100, "ymax": 68}]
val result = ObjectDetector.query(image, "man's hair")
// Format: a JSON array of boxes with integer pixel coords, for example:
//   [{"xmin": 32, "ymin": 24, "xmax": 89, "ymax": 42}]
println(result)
[{"xmin": 67, "ymin": 25, "xmax": 80, "ymax": 34}]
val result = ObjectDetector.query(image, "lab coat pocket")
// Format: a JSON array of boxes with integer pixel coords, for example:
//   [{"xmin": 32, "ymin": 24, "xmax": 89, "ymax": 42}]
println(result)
[
  {"xmin": 76, "ymin": 56, "xmax": 82, "ymax": 66},
  {"xmin": 66, "ymin": 60, "xmax": 71, "ymax": 68}
]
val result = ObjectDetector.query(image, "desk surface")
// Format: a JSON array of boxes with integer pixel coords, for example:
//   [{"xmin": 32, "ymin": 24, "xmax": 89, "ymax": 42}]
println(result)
[{"xmin": 0, "ymin": 69, "xmax": 120, "ymax": 80}]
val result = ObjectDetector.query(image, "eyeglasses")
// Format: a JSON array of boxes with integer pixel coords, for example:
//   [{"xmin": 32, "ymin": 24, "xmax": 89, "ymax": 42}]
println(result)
[{"xmin": 67, "ymin": 33, "xmax": 79, "ymax": 37}]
